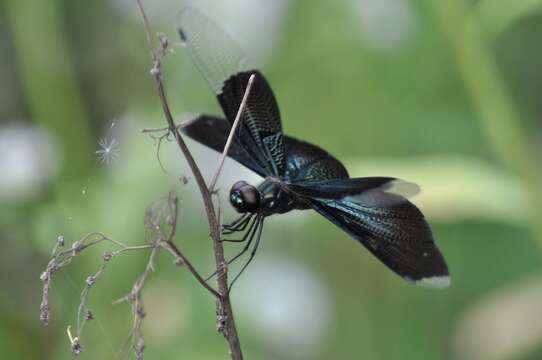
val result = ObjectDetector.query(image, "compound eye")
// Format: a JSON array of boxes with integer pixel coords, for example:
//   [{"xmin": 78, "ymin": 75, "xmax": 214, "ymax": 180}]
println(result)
[
  {"xmin": 232, "ymin": 193, "xmax": 244, "ymax": 206},
  {"xmin": 229, "ymin": 181, "xmax": 260, "ymax": 213},
  {"xmin": 230, "ymin": 191, "xmax": 246, "ymax": 213}
]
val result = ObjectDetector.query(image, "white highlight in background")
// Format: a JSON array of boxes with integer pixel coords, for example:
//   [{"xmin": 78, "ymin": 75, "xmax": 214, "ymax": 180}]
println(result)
[
  {"xmin": 234, "ymin": 255, "xmax": 332, "ymax": 359},
  {"xmin": 353, "ymin": 0, "xmax": 417, "ymax": 52},
  {"xmin": 0, "ymin": 123, "xmax": 58, "ymax": 202}
]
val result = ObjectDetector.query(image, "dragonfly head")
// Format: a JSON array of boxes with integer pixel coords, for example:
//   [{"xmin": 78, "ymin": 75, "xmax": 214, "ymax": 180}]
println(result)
[{"xmin": 229, "ymin": 181, "xmax": 260, "ymax": 213}]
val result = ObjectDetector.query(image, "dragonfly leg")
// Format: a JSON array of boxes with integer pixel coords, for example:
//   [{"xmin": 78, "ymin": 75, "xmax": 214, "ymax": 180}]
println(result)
[
  {"xmin": 223, "ymin": 216, "xmax": 261, "ymax": 261},
  {"xmin": 222, "ymin": 213, "xmax": 251, "ymax": 235},
  {"xmin": 205, "ymin": 215, "xmax": 260, "ymax": 281},
  {"xmin": 229, "ymin": 217, "xmax": 264, "ymax": 290},
  {"xmin": 220, "ymin": 215, "xmax": 257, "ymax": 242}
]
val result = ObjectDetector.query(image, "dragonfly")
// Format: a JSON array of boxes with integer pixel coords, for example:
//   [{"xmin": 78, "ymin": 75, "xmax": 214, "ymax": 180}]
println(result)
[{"xmin": 177, "ymin": 7, "xmax": 450, "ymax": 288}]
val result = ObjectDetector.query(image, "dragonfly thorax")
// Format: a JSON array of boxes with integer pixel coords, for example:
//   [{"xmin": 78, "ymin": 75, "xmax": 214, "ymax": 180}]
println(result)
[
  {"xmin": 258, "ymin": 177, "xmax": 305, "ymax": 215},
  {"xmin": 229, "ymin": 178, "xmax": 302, "ymax": 216}
]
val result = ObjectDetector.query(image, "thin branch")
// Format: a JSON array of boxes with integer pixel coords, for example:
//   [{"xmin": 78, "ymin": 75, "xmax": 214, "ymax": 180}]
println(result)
[
  {"xmin": 208, "ymin": 74, "xmax": 256, "ymax": 191},
  {"xmin": 40, "ymin": 189, "xmax": 219, "ymax": 359},
  {"xmin": 114, "ymin": 246, "xmax": 159, "ymax": 360},
  {"xmin": 136, "ymin": 0, "xmax": 154, "ymax": 52},
  {"xmin": 144, "ymin": 191, "xmax": 218, "ymax": 298},
  {"xmin": 40, "ymin": 232, "xmax": 157, "ymax": 356},
  {"xmin": 149, "ymin": 193, "xmax": 220, "ymax": 298},
  {"xmin": 160, "ymin": 240, "xmax": 220, "ymax": 298},
  {"xmin": 135, "ymin": 2, "xmax": 244, "ymax": 358},
  {"xmin": 141, "ymin": 124, "xmax": 183, "ymax": 134},
  {"xmin": 40, "ymin": 3, "xmax": 245, "ymax": 358},
  {"xmin": 148, "ymin": 130, "xmax": 171, "ymax": 174}
]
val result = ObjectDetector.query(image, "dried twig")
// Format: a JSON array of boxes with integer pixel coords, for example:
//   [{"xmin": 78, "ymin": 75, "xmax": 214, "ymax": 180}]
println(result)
[
  {"xmin": 113, "ymin": 191, "xmax": 218, "ymax": 360},
  {"xmin": 135, "ymin": 1, "xmax": 244, "ymax": 358},
  {"xmin": 40, "ymin": 3, "xmax": 249, "ymax": 358},
  {"xmin": 40, "ymin": 233, "xmax": 153, "ymax": 326},
  {"xmin": 141, "ymin": 124, "xmax": 184, "ymax": 134},
  {"xmin": 146, "ymin": 129, "xmax": 172, "ymax": 174},
  {"xmin": 113, "ymin": 246, "xmax": 159, "ymax": 360},
  {"xmin": 40, "ymin": 232, "xmax": 155, "ymax": 356},
  {"xmin": 39, "ymin": 191, "xmax": 217, "ymax": 359}
]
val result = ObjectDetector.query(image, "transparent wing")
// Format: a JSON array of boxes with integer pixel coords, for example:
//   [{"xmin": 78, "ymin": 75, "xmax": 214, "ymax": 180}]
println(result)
[
  {"xmin": 177, "ymin": 8, "xmax": 286, "ymax": 176},
  {"xmin": 177, "ymin": 7, "xmax": 251, "ymax": 93}
]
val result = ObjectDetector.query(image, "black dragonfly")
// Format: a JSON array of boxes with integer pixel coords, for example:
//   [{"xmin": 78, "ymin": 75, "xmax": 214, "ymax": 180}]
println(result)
[{"xmin": 177, "ymin": 7, "xmax": 450, "ymax": 288}]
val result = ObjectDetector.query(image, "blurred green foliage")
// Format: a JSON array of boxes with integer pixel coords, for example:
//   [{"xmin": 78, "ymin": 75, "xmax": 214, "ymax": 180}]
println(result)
[{"xmin": 1, "ymin": 0, "xmax": 542, "ymax": 359}]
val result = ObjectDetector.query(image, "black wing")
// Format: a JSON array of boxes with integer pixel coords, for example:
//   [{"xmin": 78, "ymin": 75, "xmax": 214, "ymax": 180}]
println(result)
[
  {"xmin": 181, "ymin": 114, "xmax": 268, "ymax": 177},
  {"xmin": 181, "ymin": 115, "xmax": 351, "ymax": 182},
  {"xmin": 283, "ymin": 136, "xmax": 349, "ymax": 182},
  {"xmin": 177, "ymin": 7, "xmax": 286, "ymax": 177},
  {"xmin": 287, "ymin": 178, "xmax": 450, "ymax": 287}
]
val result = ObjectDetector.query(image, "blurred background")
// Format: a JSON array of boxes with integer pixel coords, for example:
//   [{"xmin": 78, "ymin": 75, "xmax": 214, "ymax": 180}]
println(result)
[{"xmin": 1, "ymin": 0, "xmax": 542, "ymax": 359}]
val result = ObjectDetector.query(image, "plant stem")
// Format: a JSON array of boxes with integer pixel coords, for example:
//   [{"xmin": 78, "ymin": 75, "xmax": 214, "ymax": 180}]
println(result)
[{"xmin": 135, "ymin": 1, "xmax": 243, "ymax": 358}]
